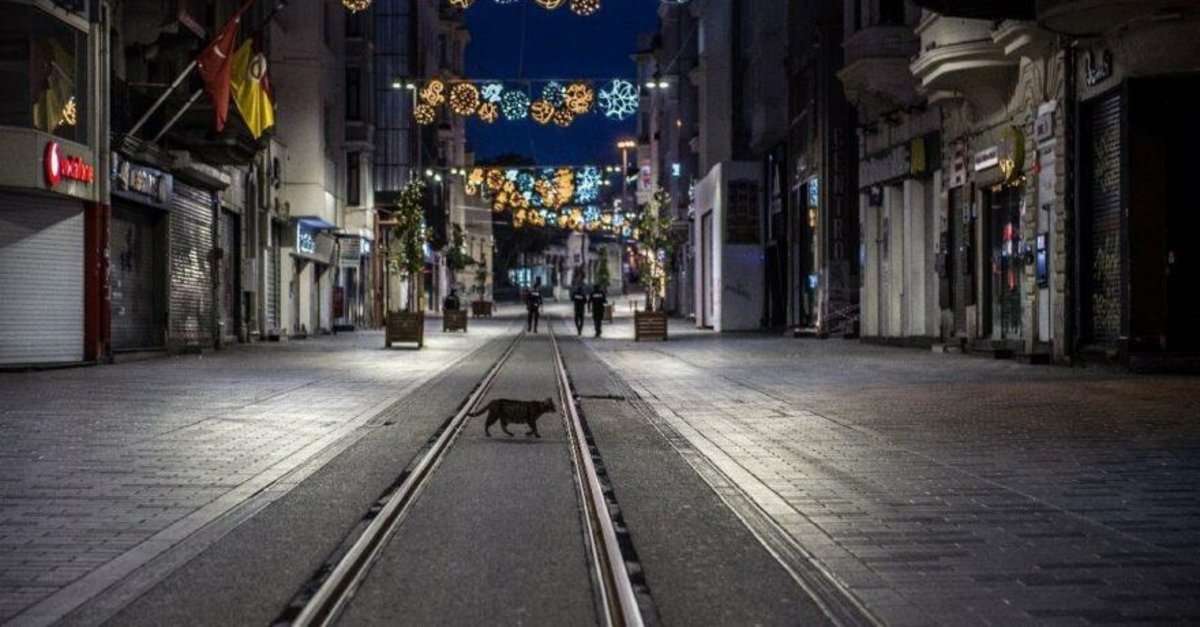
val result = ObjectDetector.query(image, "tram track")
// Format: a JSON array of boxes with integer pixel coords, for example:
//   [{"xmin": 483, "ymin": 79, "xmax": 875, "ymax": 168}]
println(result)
[{"xmin": 275, "ymin": 325, "xmax": 647, "ymax": 627}]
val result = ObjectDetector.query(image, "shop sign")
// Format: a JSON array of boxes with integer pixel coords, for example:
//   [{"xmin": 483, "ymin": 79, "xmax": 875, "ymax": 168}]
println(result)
[
  {"xmin": 859, "ymin": 145, "xmax": 910, "ymax": 187},
  {"xmin": 1084, "ymin": 49, "xmax": 1112, "ymax": 87},
  {"xmin": 44, "ymin": 141, "xmax": 95, "ymax": 187},
  {"xmin": 973, "ymin": 146, "xmax": 999, "ymax": 172},
  {"xmin": 1034, "ymin": 102, "xmax": 1056, "ymax": 145},
  {"xmin": 949, "ymin": 150, "xmax": 967, "ymax": 188},
  {"xmin": 297, "ymin": 223, "xmax": 317, "ymax": 255},
  {"xmin": 113, "ymin": 155, "xmax": 172, "ymax": 207},
  {"xmin": 998, "ymin": 127, "xmax": 1025, "ymax": 182}
]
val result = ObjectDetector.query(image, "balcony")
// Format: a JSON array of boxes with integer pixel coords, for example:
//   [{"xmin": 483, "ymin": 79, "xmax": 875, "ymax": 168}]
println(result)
[
  {"xmin": 1037, "ymin": 0, "xmax": 1181, "ymax": 35},
  {"xmin": 909, "ymin": 14, "xmax": 1017, "ymax": 114},
  {"xmin": 837, "ymin": 25, "xmax": 922, "ymax": 120}
]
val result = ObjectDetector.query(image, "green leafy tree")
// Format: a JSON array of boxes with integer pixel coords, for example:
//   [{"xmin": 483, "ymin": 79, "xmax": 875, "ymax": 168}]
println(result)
[
  {"xmin": 636, "ymin": 188, "xmax": 678, "ymax": 312},
  {"xmin": 443, "ymin": 223, "xmax": 476, "ymax": 294},
  {"xmin": 595, "ymin": 246, "xmax": 611, "ymax": 291},
  {"xmin": 389, "ymin": 180, "xmax": 428, "ymax": 312}
]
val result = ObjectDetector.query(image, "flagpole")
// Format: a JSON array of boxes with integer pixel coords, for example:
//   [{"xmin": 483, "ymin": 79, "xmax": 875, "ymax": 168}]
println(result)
[
  {"xmin": 123, "ymin": 0, "xmax": 269, "ymax": 142},
  {"xmin": 124, "ymin": 60, "xmax": 197, "ymax": 140},
  {"xmin": 150, "ymin": 88, "xmax": 204, "ymax": 144}
]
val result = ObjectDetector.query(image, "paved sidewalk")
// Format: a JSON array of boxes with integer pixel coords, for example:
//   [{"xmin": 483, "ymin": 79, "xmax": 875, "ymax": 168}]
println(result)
[
  {"xmin": 583, "ymin": 311, "xmax": 1200, "ymax": 625},
  {"xmin": 0, "ymin": 319, "xmax": 512, "ymax": 625}
]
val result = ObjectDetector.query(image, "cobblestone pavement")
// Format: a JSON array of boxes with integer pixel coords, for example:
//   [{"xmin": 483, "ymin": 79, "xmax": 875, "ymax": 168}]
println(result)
[
  {"xmin": 582, "ymin": 305, "xmax": 1200, "ymax": 625},
  {"xmin": 0, "ymin": 319, "xmax": 512, "ymax": 625}
]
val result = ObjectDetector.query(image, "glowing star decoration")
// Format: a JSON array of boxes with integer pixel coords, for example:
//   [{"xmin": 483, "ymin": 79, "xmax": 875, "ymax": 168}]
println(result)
[
  {"xmin": 445, "ymin": 0, "xmax": 474, "ymax": 7},
  {"xmin": 541, "ymin": 82, "xmax": 566, "ymax": 108},
  {"xmin": 477, "ymin": 102, "xmax": 499, "ymax": 124},
  {"xmin": 500, "ymin": 90, "xmax": 530, "ymax": 121},
  {"xmin": 529, "ymin": 100, "xmax": 555, "ymax": 125},
  {"xmin": 575, "ymin": 167, "xmax": 601, "ymax": 203},
  {"xmin": 552, "ymin": 108, "xmax": 574, "ymax": 127},
  {"xmin": 420, "ymin": 80, "xmax": 446, "ymax": 106},
  {"xmin": 448, "ymin": 83, "xmax": 481, "ymax": 115},
  {"xmin": 342, "ymin": 0, "xmax": 371, "ymax": 11},
  {"xmin": 414, "ymin": 103, "xmax": 436, "ymax": 125},
  {"xmin": 598, "ymin": 79, "xmax": 638, "ymax": 120},
  {"xmin": 532, "ymin": 0, "xmax": 565, "ymax": 8},
  {"xmin": 564, "ymin": 83, "xmax": 594, "ymax": 114},
  {"xmin": 480, "ymin": 82, "xmax": 504, "ymax": 103},
  {"xmin": 569, "ymin": 0, "xmax": 600, "ymax": 15}
]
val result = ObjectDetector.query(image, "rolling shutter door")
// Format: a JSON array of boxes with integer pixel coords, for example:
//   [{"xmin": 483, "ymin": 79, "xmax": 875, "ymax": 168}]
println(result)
[
  {"xmin": 1086, "ymin": 93, "xmax": 1123, "ymax": 346},
  {"xmin": 170, "ymin": 182, "xmax": 215, "ymax": 349},
  {"xmin": 0, "ymin": 196, "xmax": 84, "ymax": 365},
  {"xmin": 110, "ymin": 204, "xmax": 164, "ymax": 350}
]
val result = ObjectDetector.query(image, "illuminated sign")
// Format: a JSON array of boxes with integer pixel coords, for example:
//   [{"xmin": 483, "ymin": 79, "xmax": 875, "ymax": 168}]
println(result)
[
  {"xmin": 43, "ymin": 142, "xmax": 95, "ymax": 187},
  {"xmin": 297, "ymin": 224, "xmax": 317, "ymax": 255}
]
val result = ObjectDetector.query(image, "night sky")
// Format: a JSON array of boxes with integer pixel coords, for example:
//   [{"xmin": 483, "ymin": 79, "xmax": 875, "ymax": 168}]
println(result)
[{"xmin": 464, "ymin": 0, "xmax": 661, "ymax": 167}]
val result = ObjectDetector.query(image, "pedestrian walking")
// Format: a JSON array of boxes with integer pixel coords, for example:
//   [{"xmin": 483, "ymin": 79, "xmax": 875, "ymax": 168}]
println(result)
[
  {"xmin": 526, "ymin": 288, "xmax": 544, "ymax": 333},
  {"xmin": 589, "ymin": 284, "xmax": 607, "ymax": 338},
  {"xmin": 572, "ymin": 285, "xmax": 587, "ymax": 336}
]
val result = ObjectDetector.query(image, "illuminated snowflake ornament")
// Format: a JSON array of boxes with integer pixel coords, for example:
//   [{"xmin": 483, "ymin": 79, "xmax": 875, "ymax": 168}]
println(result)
[
  {"xmin": 575, "ymin": 167, "xmax": 601, "ymax": 203},
  {"xmin": 530, "ymin": 100, "xmax": 555, "ymax": 125},
  {"xmin": 541, "ymin": 82, "xmax": 566, "ymax": 108},
  {"xmin": 569, "ymin": 0, "xmax": 600, "ymax": 15},
  {"xmin": 500, "ymin": 90, "xmax": 530, "ymax": 121},
  {"xmin": 598, "ymin": 79, "xmax": 638, "ymax": 121},
  {"xmin": 477, "ymin": 102, "xmax": 499, "ymax": 124},
  {"xmin": 564, "ymin": 82, "xmax": 595, "ymax": 114}
]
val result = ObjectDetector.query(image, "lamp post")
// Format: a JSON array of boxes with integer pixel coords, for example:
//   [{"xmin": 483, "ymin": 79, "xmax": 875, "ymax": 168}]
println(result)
[{"xmin": 616, "ymin": 139, "xmax": 637, "ymax": 295}]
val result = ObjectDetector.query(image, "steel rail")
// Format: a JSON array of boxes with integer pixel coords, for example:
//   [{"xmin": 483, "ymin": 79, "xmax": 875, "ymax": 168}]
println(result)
[
  {"xmin": 291, "ymin": 332, "xmax": 525, "ymax": 627},
  {"xmin": 550, "ymin": 328, "xmax": 645, "ymax": 627}
]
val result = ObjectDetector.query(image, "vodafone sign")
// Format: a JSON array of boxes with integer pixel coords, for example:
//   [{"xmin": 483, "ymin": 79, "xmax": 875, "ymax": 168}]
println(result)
[{"xmin": 43, "ymin": 141, "xmax": 95, "ymax": 187}]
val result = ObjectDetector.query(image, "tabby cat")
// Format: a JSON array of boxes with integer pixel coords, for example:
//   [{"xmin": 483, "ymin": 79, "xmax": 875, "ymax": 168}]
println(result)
[{"xmin": 469, "ymin": 397, "xmax": 556, "ymax": 438}]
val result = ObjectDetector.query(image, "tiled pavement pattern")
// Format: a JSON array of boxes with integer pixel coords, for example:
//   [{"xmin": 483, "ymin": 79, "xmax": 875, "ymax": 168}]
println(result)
[
  {"xmin": 586, "ymin": 315, "xmax": 1200, "ymax": 625},
  {"xmin": 0, "ymin": 321, "xmax": 511, "ymax": 625}
]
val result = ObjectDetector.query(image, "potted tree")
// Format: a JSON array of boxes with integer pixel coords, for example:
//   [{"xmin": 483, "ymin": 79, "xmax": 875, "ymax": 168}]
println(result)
[
  {"xmin": 634, "ymin": 188, "xmax": 675, "ymax": 341},
  {"xmin": 386, "ymin": 181, "xmax": 428, "ymax": 348},
  {"xmin": 595, "ymin": 246, "xmax": 614, "ymax": 322},
  {"xmin": 442, "ymin": 224, "xmax": 473, "ymax": 332},
  {"xmin": 471, "ymin": 260, "xmax": 493, "ymax": 317}
]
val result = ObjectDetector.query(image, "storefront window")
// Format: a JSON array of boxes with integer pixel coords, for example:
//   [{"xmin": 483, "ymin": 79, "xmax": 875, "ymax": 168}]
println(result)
[{"xmin": 0, "ymin": 4, "xmax": 87, "ymax": 142}]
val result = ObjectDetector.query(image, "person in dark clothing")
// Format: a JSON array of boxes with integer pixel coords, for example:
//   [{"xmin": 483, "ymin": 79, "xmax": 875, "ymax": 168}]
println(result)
[
  {"xmin": 526, "ymin": 289, "xmax": 544, "ymax": 333},
  {"xmin": 443, "ymin": 289, "xmax": 460, "ymax": 311},
  {"xmin": 572, "ymin": 285, "xmax": 587, "ymax": 336},
  {"xmin": 589, "ymin": 285, "xmax": 607, "ymax": 338}
]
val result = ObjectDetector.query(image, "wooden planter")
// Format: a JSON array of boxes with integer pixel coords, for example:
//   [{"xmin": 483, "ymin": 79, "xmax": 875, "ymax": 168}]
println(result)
[
  {"xmin": 603, "ymin": 303, "xmax": 614, "ymax": 322},
  {"xmin": 443, "ymin": 309, "xmax": 468, "ymax": 332},
  {"xmin": 385, "ymin": 311, "xmax": 425, "ymax": 348},
  {"xmin": 471, "ymin": 300, "xmax": 493, "ymax": 317},
  {"xmin": 634, "ymin": 310, "xmax": 668, "ymax": 342}
]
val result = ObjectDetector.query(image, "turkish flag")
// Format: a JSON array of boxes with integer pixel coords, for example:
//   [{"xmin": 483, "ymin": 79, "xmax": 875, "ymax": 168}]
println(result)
[{"xmin": 196, "ymin": 0, "xmax": 256, "ymax": 132}]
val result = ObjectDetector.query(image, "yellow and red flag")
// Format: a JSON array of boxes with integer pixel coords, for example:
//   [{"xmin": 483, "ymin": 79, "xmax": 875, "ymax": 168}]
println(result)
[{"xmin": 230, "ymin": 35, "xmax": 275, "ymax": 138}]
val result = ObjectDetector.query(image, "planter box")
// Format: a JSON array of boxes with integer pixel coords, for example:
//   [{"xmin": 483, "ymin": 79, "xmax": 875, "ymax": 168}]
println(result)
[
  {"xmin": 604, "ymin": 303, "xmax": 613, "ymax": 322},
  {"xmin": 471, "ymin": 300, "xmax": 493, "ymax": 317},
  {"xmin": 385, "ymin": 311, "xmax": 425, "ymax": 348},
  {"xmin": 634, "ymin": 310, "xmax": 668, "ymax": 342},
  {"xmin": 443, "ymin": 309, "xmax": 468, "ymax": 332}
]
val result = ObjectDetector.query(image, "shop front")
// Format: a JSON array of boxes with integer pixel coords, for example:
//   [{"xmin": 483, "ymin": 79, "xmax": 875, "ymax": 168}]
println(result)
[
  {"xmin": 290, "ymin": 219, "xmax": 335, "ymax": 336},
  {"xmin": 110, "ymin": 154, "xmax": 171, "ymax": 352},
  {"xmin": 334, "ymin": 233, "xmax": 372, "ymax": 331},
  {"xmin": 0, "ymin": 1, "xmax": 97, "ymax": 366}
]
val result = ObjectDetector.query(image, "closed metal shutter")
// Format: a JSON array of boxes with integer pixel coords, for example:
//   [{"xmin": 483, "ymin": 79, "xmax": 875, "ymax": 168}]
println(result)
[
  {"xmin": 220, "ymin": 210, "xmax": 239, "ymax": 339},
  {"xmin": 0, "ymin": 195, "xmax": 84, "ymax": 365},
  {"xmin": 1086, "ymin": 92, "xmax": 1123, "ymax": 345},
  {"xmin": 170, "ymin": 182, "xmax": 215, "ymax": 349},
  {"xmin": 110, "ymin": 204, "xmax": 164, "ymax": 350},
  {"xmin": 950, "ymin": 189, "xmax": 969, "ymax": 335},
  {"xmin": 267, "ymin": 223, "xmax": 281, "ymax": 330}
]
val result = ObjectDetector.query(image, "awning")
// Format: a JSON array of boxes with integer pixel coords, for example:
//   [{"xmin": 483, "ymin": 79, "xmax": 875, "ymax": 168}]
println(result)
[{"xmin": 909, "ymin": 0, "xmax": 1035, "ymax": 20}]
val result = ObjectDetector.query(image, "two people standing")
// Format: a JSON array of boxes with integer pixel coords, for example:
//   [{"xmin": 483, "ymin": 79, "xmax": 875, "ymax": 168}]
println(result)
[{"xmin": 573, "ymin": 284, "xmax": 607, "ymax": 337}]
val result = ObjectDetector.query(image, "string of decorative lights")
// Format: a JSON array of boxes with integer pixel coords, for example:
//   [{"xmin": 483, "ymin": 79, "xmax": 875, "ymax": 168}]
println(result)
[
  {"xmin": 439, "ymin": 0, "xmax": 689, "ymax": 13},
  {"xmin": 403, "ymin": 78, "xmax": 639, "ymax": 126}
]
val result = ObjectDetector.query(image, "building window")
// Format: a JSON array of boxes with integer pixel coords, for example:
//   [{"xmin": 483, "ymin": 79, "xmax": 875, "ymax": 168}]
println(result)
[
  {"xmin": 346, "ymin": 67, "xmax": 361, "ymax": 121},
  {"xmin": 347, "ymin": 153, "xmax": 360, "ymax": 206},
  {"xmin": 878, "ymin": 0, "xmax": 905, "ymax": 25},
  {"xmin": 345, "ymin": 10, "xmax": 363, "ymax": 38},
  {"xmin": 0, "ymin": 4, "xmax": 87, "ymax": 142}
]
